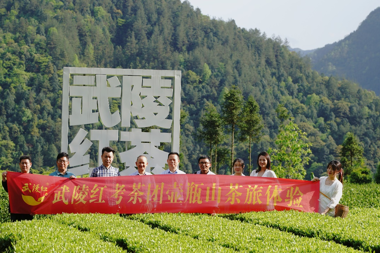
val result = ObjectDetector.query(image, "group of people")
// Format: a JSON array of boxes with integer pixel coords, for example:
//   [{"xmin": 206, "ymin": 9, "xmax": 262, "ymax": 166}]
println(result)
[
  {"xmin": 233, "ymin": 152, "xmax": 344, "ymax": 217},
  {"xmin": 1, "ymin": 147, "xmax": 344, "ymax": 221}
]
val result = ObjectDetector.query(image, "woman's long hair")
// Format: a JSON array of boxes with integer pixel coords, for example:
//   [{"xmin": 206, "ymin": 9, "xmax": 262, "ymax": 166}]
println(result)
[
  {"xmin": 256, "ymin": 151, "xmax": 271, "ymax": 173},
  {"xmin": 327, "ymin": 160, "xmax": 344, "ymax": 184}
]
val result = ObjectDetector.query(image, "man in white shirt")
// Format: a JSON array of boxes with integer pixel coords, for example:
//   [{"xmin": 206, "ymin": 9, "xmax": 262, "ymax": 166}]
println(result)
[
  {"xmin": 130, "ymin": 155, "xmax": 152, "ymax": 175},
  {"xmin": 196, "ymin": 155, "xmax": 215, "ymax": 175},
  {"xmin": 161, "ymin": 152, "xmax": 186, "ymax": 174}
]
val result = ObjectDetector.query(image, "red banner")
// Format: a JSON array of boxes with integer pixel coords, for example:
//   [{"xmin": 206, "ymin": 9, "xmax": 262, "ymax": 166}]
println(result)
[{"xmin": 7, "ymin": 172, "xmax": 319, "ymax": 214}]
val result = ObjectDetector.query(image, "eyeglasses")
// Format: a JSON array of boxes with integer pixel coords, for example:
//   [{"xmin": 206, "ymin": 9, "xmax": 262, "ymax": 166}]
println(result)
[
  {"xmin": 57, "ymin": 160, "xmax": 69, "ymax": 163},
  {"xmin": 199, "ymin": 162, "xmax": 210, "ymax": 165}
]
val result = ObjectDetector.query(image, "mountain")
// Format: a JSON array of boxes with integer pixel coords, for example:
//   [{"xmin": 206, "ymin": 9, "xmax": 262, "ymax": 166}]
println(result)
[
  {"xmin": 309, "ymin": 7, "xmax": 380, "ymax": 94},
  {"xmin": 1, "ymin": 0, "xmax": 380, "ymax": 177},
  {"xmin": 288, "ymin": 47, "xmax": 316, "ymax": 57}
]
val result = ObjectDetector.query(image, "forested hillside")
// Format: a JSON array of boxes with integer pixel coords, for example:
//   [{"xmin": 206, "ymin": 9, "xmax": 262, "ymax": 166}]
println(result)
[
  {"xmin": 1, "ymin": 0, "xmax": 380, "ymax": 176},
  {"xmin": 309, "ymin": 7, "xmax": 380, "ymax": 94}
]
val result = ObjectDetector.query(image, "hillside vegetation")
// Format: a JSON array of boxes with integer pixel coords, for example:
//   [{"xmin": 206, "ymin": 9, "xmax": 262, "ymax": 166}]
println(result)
[
  {"xmin": 1, "ymin": 0, "xmax": 380, "ymax": 176},
  {"xmin": 309, "ymin": 7, "xmax": 380, "ymax": 95},
  {"xmin": 1, "ymin": 183, "xmax": 380, "ymax": 252}
]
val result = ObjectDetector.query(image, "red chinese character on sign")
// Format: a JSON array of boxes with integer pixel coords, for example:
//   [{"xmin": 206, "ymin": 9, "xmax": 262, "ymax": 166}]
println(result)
[
  {"xmin": 166, "ymin": 182, "xmax": 184, "ymax": 203},
  {"xmin": 226, "ymin": 183, "xmax": 243, "ymax": 205},
  {"xmin": 244, "ymin": 185, "xmax": 263, "ymax": 205},
  {"xmin": 72, "ymin": 185, "xmax": 89, "ymax": 204},
  {"xmin": 89, "ymin": 184, "xmax": 107, "ymax": 203},
  {"xmin": 22, "ymin": 183, "xmax": 31, "ymax": 193},
  {"xmin": 285, "ymin": 186, "xmax": 303, "ymax": 207},
  {"xmin": 128, "ymin": 183, "xmax": 145, "ymax": 204},
  {"xmin": 111, "ymin": 184, "xmax": 126, "ymax": 204},
  {"xmin": 265, "ymin": 185, "xmax": 282, "ymax": 207},
  {"xmin": 185, "ymin": 182, "xmax": 204, "ymax": 204},
  {"xmin": 53, "ymin": 185, "xmax": 70, "ymax": 205},
  {"xmin": 147, "ymin": 182, "xmax": 164, "ymax": 204}
]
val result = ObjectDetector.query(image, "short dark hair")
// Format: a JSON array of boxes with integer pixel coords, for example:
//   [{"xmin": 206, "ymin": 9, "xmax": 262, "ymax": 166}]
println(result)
[
  {"xmin": 102, "ymin": 146, "xmax": 115, "ymax": 155},
  {"xmin": 198, "ymin": 155, "xmax": 211, "ymax": 164},
  {"xmin": 168, "ymin": 152, "xmax": 180, "ymax": 159},
  {"xmin": 19, "ymin": 155, "xmax": 32, "ymax": 163},
  {"xmin": 233, "ymin": 158, "xmax": 245, "ymax": 167},
  {"xmin": 256, "ymin": 151, "xmax": 271, "ymax": 172},
  {"xmin": 57, "ymin": 152, "xmax": 69, "ymax": 162}
]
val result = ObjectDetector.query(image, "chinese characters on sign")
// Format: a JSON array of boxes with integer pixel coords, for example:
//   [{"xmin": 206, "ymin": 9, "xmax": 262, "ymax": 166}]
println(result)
[
  {"xmin": 8, "ymin": 172, "xmax": 320, "ymax": 214},
  {"xmin": 61, "ymin": 68, "xmax": 181, "ymax": 176}
]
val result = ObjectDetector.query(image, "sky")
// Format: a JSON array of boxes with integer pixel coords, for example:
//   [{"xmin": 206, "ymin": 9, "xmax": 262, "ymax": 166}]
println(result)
[{"xmin": 185, "ymin": 0, "xmax": 380, "ymax": 50}]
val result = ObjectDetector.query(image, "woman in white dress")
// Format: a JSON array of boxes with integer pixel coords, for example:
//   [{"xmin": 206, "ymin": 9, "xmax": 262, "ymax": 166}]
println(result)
[
  {"xmin": 250, "ymin": 152, "xmax": 277, "ymax": 178},
  {"xmin": 232, "ymin": 158, "xmax": 245, "ymax": 176},
  {"xmin": 312, "ymin": 160, "xmax": 344, "ymax": 217}
]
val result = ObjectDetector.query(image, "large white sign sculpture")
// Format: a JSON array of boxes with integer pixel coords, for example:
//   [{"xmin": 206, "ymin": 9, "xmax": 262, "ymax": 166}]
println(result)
[{"xmin": 61, "ymin": 68, "xmax": 181, "ymax": 176}]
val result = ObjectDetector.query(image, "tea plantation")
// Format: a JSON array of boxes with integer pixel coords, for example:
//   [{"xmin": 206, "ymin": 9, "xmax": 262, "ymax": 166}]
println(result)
[{"xmin": 1, "ymin": 183, "xmax": 379, "ymax": 252}]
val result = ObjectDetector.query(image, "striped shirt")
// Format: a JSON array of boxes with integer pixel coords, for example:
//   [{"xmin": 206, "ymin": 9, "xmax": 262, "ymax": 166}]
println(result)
[{"xmin": 90, "ymin": 164, "xmax": 120, "ymax": 177}]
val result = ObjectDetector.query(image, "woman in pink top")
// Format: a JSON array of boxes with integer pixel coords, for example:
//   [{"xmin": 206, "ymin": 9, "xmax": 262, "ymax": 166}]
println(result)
[{"xmin": 250, "ymin": 151, "xmax": 277, "ymax": 178}]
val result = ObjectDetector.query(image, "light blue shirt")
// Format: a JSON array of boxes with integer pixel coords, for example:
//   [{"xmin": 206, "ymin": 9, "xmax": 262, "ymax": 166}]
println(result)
[
  {"xmin": 161, "ymin": 168, "xmax": 186, "ymax": 174},
  {"xmin": 49, "ymin": 170, "xmax": 75, "ymax": 178},
  {"xmin": 130, "ymin": 170, "xmax": 152, "ymax": 176}
]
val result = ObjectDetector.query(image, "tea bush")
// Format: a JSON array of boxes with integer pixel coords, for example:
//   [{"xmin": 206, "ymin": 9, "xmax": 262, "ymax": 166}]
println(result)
[
  {"xmin": 128, "ymin": 213, "xmax": 360, "ymax": 252},
  {"xmin": 0, "ymin": 219, "xmax": 123, "ymax": 252},
  {"xmin": 226, "ymin": 208, "xmax": 380, "ymax": 252},
  {"xmin": 52, "ymin": 213, "xmax": 232, "ymax": 252}
]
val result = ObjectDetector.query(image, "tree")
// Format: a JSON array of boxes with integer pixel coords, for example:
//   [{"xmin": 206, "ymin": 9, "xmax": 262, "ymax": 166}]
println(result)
[
  {"xmin": 275, "ymin": 104, "xmax": 290, "ymax": 122},
  {"xmin": 340, "ymin": 132, "xmax": 364, "ymax": 174},
  {"xmin": 221, "ymin": 86, "xmax": 244, "ymax": 174},
  {"xmin": 0, "ymin": 140, "xmax": 16, "ymax": 170},
  {"xmin": 198, "ymin": 101, "xmax": 224, "ymax": 173},
  {"xmin": 375, "ymin": 163, "xmax": 380, "ymax": 184},
  {"xmin": 201, "ymin": 63, "xmax": 211, "ymax": 84},
  {"xmin": 270, "ymin": 107, "xmax": 312, "ymax": 179},
  {"xmin": 350, "ymin": 167, "xmax": 373, "ymax": 184},
  {"xmin": 238, "ymin": 95, "xmax": 263, "ymax": 175}
]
